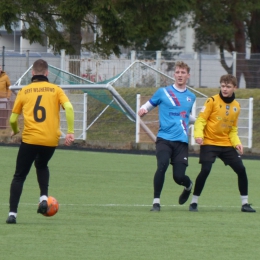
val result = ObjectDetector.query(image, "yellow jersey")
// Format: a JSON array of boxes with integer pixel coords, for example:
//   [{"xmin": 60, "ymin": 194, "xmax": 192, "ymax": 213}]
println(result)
[
  {"xmin": 0, "ymin": 71, "xmax": 11, "ymax": 98},
  {"xmin": 194, "ymin": 94, "xmax": 241, "ymax": 147},
  {"xmin": 12, "ymin": 80, "xmax": 70, "ymax": 146}
]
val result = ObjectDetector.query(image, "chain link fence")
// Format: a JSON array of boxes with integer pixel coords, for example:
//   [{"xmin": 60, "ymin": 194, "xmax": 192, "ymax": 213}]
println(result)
[
  {"xmin": 2, "ymin": 49, "xmax": 260, "ymax": 89},
  {"xmin": 1, "ymin": 49, "xmax": 260, "ymax": 154}
]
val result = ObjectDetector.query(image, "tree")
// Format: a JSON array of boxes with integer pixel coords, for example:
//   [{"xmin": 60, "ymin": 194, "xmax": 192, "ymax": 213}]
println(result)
[
  {"xmin": 190, "ymin": 0, "xmax": 260, "ymax": 88},
  {"xmin": 0, "ymin": 0, "xmax": 191, "ymax": 57}
]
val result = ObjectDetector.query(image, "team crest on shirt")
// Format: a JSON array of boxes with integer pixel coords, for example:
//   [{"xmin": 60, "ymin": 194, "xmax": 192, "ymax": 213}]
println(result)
[
  {"xmin": 186, "ymin": 96, "xmax": 191, "ymax": 102},
  {"xmin": 180, "ymin": 111, "xmax": 187, "ymax": 118},
  {"xmin": 233, "ymin": 107, "xmax": 237, "ymax": 112}
]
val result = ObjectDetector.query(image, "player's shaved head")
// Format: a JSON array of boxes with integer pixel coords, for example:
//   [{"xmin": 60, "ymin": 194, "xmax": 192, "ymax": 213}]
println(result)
[{"xmin": 32, "ymin": 59, "xmax": 48, "ymax": 75}]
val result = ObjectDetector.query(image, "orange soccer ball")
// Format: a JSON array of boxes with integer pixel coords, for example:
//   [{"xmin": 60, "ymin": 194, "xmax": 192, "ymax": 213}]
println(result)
[{"xmin": 43, "ymin": 196, "xmax": 59, "ymax": 217}]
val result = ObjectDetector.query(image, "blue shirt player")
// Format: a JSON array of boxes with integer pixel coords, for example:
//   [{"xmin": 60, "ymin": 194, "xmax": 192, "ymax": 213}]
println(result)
[{"xmin": 138, "ymin": 61, "xmax": 196, "ymax": 211}]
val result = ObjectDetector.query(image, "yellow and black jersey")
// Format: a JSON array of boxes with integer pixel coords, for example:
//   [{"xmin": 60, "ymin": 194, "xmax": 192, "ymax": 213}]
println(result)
[
  {"xmin": 12, "ymin": 81, "xmax": 69, "ymax": 146},
  {"xmin": 194, "ymin": 94, "xmax": 241, "ymax": 147}
]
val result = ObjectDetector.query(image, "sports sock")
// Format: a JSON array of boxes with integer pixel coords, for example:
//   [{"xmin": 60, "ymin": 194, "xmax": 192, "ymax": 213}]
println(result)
[
  {"xmin": 241, "ymin": 195, "xmax": 248, "ymax": 205},
  {"xmin": 9, "ymin": 212, "xmax": 17, "ymax": 217},
  {"xmin": 153, "ymin": 198, "xmax": 160, "ymax": 204},
  {"xmin": 190, "ymin": 195, "xmax": 199, "ymax": 204},
  {"xmin": 40, "ymin": 195, "xmax": 48, "ymax": 202}
]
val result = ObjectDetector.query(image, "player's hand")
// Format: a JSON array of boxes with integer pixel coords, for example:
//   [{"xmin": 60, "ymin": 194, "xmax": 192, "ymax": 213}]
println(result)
[
  {"xmin": 10, "ymin": 130, "xmax": 19, "ymax": 138},
  {"xmin": 65, "ymin": 133, "xmax": 74, "ymax": 146},
  {"xmin": 235, "ymin": 144, "xmax": 243, "ymax": 155},
  {"xmin": 195, "ymin": 137, "xmax": 204, "ymax": 145},
  {"xmin": 138, "ymin": 108, "xmax": 148, "ymax": 117}
]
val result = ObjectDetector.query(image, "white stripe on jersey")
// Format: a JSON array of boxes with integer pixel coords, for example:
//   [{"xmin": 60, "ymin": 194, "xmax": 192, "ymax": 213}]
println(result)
[{"xmin": 163, "ymin": 88, "xmax": 176, "ymax": 107}]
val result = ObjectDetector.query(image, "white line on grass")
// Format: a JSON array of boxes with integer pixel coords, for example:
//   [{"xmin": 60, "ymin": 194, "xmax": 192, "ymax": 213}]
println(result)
[{"xmin": 1, "ymin": 203, "xmax": 259, "ymax": 209}]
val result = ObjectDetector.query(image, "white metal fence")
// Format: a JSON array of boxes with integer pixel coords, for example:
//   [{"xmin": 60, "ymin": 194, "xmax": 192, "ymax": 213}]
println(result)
[{"xmin": 1, "ymin": 49, "xmax": 259, "ymax": 89}]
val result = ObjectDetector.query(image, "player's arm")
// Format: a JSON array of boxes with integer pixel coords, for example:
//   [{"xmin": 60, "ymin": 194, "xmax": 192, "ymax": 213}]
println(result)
[
  {"xmin": 63, "ymin": 102, "xmax": 75, "ymax": 146},
  {"xmin": 229, "ymin": 108, "xmax": 243, "ymax": 153},
  {"xmin": 230, "ymin": 126, "xmax": 244, "ymax": 154},
  {"xmin": 229, "ymin": 126, "xmax": 242, "ymax": 146},
  {"xmin": 194, "ymin": 98, "xmax": 213, "ymax": 144},
  {"xmin": 6, "ymin": 75, "xmax": 11, "ymax": 99},
  {"xmin": 63, "ymin": 102, "xmax": 74, "ymax": 133},
  {"xmin": 9, "ymin": 113, "xmax": 20, "ymax": 137},
  {"xmin": 138, "ymin": 101, "xmax": 155, "ymax": 117},
  {"xmin": 194, "ymin": 116, "xmax": 207, "ymax": 144}
]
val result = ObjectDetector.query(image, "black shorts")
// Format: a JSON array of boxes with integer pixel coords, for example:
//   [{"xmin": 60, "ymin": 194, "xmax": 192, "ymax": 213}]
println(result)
[
  {"xmin": 199, "ymin": 145, "xmax": 242, "ymax": 165},
  {"xmin": 156, "ymin": 137, "xmax": 188, "ymax": 165}
]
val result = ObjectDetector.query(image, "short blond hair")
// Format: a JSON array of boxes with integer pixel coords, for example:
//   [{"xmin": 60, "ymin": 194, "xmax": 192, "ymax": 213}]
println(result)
[{"xmin": 174, "ymin": 61, "xmax": 190, "ymax": 73}]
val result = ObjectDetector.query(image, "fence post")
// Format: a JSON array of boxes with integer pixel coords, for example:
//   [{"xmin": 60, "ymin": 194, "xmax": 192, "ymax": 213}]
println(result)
[
  {"xmin": 232, "ymin": 51, "xmax": 237, "ymax": 76},
  {"xmin": 248, "ymin": 97, "xmax": 253, "ymax": 149},
  {"xmin": 26, "ymin": 50, "xmax": 30, "ymax": 70},
  {"xmin": 193, "ymin": 52, "xmax": 198, "ymax": 87},
  {"xmin": 156, "ymin": 51, "xmax": 161, "ymax": 88},
  {"xmin": 199, "ymin": 49, "xmax": 202, "ymax": 87},
  {"xmin": 83, "ymin": 93, "xmax": 88, "ymax": 140},
  {"xmin": 136, "ymin": 94, "xmax": 141, "ymax": 143},
  {"xmin": 130, "ymin": 50, "xmax": 136, "ymax": 87},
  {"xmin": 96, "ymin": 61, "xmax": 99, "ymax": 83},
  {"xmin": 2, "ymin": 46, "xmax": 5, "ymax": 70},
  {"xmin": 60, "ymin": 49, "xmax": 65, "ymax": 71}
]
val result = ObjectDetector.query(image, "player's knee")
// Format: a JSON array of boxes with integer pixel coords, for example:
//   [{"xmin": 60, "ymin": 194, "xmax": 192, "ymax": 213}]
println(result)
[
  {"xmin": 156, "ymin": 154, "xmax": 170, "ymax": 172},
  {"xmin": 173, "ymin": 174, "xmax": 184, "ymax": 185},
  {"xmin": 230, "ymin": 161, "xmax": 246, "ymax": 176},
  {"xmin": 200, "ymin": 162, "xmax": 212, "ymax": 175},
  {"xmin": 34, "ymin": 161, "xmax": 48, "ymax": 170},
  {"xmin": 157, "ymin": 160, "xmax": 169, "ymax": 173}
]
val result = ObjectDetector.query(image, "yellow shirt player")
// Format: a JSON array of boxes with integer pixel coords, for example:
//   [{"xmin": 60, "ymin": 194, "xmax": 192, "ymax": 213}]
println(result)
[
  {"xmin": 194, "ymin": 91, "xmax": 241, "ymax": 147},
  {"xmin": 189, "ymin": 74, "xmax": 255, "ymax": 213},
  {"xmin": 0, "ymin": 65, "xmax": 11, "ymax": 129},
  {"xmin": 11, "ymin": 80, "xmax": 72, "ymax": 146},
  {"xmin": 6, "ymin": 59, "xmax": 75, "ymax": 224}
]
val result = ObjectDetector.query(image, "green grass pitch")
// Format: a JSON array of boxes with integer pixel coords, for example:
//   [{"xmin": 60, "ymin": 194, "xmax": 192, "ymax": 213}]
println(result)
[{"xmin": 0, "ymin": 146, "xmax": 260, "ymax": 260}]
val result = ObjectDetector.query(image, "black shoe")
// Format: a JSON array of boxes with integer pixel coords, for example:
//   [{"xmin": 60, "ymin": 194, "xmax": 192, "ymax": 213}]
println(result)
[
  {"xmin": 6, "ymin": 215, "xmax": 16, "ymax": 224},
  {"xmin": 179, "ymin": 182, "xmax": 193, "ymax": 205},
  {"xmin": 150, "ymin": 203, "xmax": 160, "ymax": 211},
  {"xmin": 189, "ymin": 203, "xmax": 198, "ymax": 212},
  {"xmin": 37, "ymin": 200, "xmax": 48, "ymax": 214},
  {"xmin": 241, "ymin": 203, "xmax": 256, "ymax": 213}
]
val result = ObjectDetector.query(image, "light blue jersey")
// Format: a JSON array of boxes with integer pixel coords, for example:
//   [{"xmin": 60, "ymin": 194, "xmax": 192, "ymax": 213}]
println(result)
[{"xmin": 149, "ymin": 85, "xmax": 196, "ymax": 143}]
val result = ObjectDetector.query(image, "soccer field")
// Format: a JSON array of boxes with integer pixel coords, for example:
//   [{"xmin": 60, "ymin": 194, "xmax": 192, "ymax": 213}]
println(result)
[{"xmin": 0, "ymin": 146, "xmax": 259, "ymax": 260}]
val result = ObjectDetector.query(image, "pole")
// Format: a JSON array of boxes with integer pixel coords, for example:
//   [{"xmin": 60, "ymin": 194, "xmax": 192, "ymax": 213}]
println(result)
[
  {"xmin": 199, "ymin": 49, "xmax": 202, "ymax": 87},
  {"xmin": 2, "ymin": 46, "xmax": 5, "ymax": 70},
  {"xmin": 232, "ymin": 51, "xmax": 237, "ymax": 76},
  {"xmin": 136, "ymin": 94, "xmax": 141, "ymax": 143},
  {"xmin": 26, "ymin": 50, "xmax": 30, "ymax": 70},
  {"xmin": 156, "ymin": 51, "xmax": 161, "ymax": 88}
]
